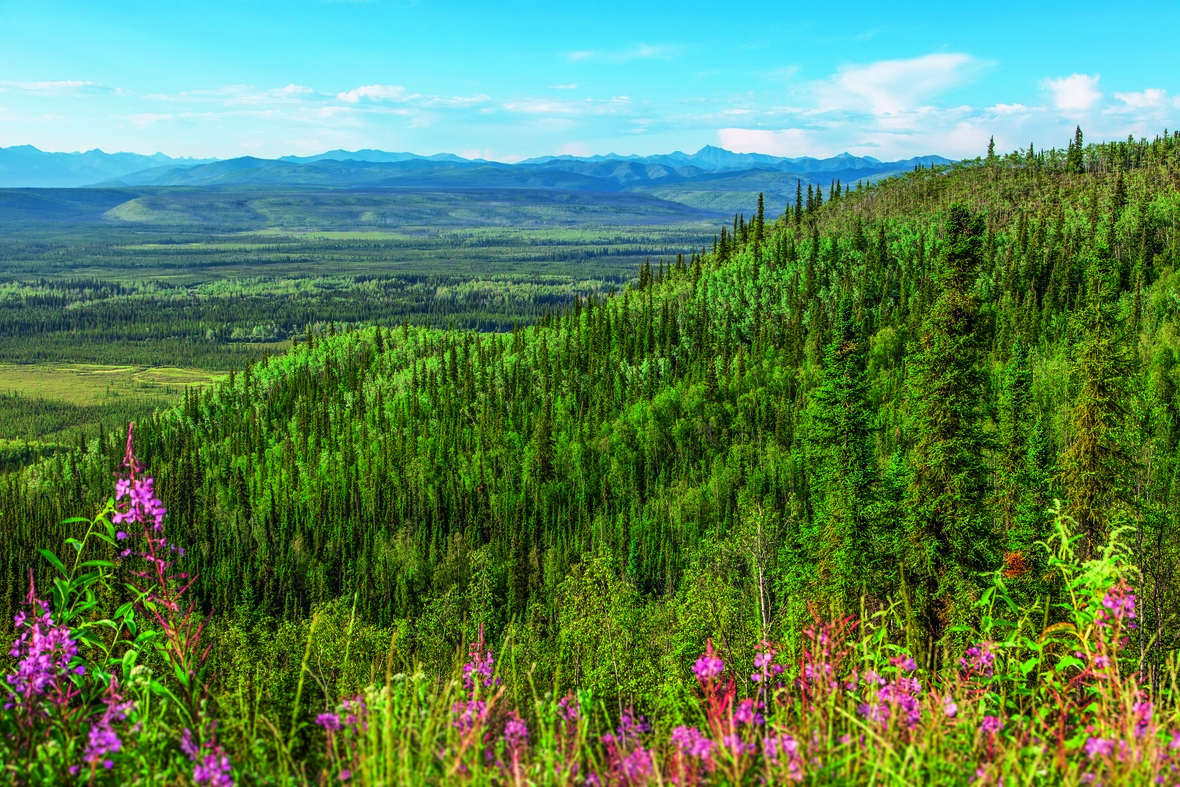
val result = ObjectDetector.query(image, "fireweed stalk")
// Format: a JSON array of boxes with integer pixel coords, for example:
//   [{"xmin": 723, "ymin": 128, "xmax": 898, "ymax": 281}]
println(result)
[
  {"xmin": 1, "ymin": 423, "xmax": 231, "ymax": 785},
  {"xmin": 113, "ymin": 424, "xmax": 230, "ymax": 783},
  {"xmin": 293, "ymin": 511, "xmax": 1180, "ymax": 786}
]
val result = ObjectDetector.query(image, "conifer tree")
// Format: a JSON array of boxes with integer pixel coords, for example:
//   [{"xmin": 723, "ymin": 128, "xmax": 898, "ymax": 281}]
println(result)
[
  {"xmin": 1060, "ymin": 247, "xmax": 1135, "ymax": 558},
  {"xmin": 902, "ymin": 204, "xmax": 996, "ymax": 660},
  {"xmin": 804, "ymin": 298, "xmax": 877, "ymax": 613},
  {"xmin": 1067, "ymin": 126, "xmax": 1085, "ymax": 174}
]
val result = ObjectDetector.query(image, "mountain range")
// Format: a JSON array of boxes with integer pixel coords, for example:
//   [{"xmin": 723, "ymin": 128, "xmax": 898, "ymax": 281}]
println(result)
[{"xmin": 0, "ymin": 144, "xmax": 952, "ymax": 213}]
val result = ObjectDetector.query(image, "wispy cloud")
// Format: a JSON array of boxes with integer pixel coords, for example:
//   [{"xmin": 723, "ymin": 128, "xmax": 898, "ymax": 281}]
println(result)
[
  {"xmin": 549, "ymin": 84, "xmax": 579, "ymax": 90},
  {"xmin": 0, "ymin": 80, "xmax": 118, "ymax": 96},
  {"xmin": 336, "ymin": 84, "xmax": 416, "ymax": 103},
  {"xmin": 1040, "ymin": 74, "xmax": 1101, "ymax": 111},
  {"xmin": 1110, "ymin": 88, "xmax": 1168, "ymax": 110},
  {"xmin": 148, "ymin": 84, "xmax": 319, "ymax": 105},
  {"xmin": 565, "ymin": 44, "xmax": 677, "ymax": 64},
  {"xmin": 815, "ymin": 53, "xmax": 981, "ymax": 115}
]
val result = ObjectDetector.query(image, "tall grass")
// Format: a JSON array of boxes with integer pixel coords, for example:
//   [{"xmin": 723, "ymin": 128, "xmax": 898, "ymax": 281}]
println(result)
[{"xmin": 4, "ymin": 432, "xmax": 1180, "ymax": 785}]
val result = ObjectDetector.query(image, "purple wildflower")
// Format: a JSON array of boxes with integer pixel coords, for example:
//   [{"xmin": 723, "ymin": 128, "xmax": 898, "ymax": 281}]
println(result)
[
  {"xmin": 83, "ymin": 681, "xmax": 132, "ymax": 769},
  {"xmin": 503, "ymin": 711, "xmax": 529, "ymax": 754},
  {"xmin": 6, "ymin": 584, "xmax": 80, "ymax": 706},
  {"xmin": 621, "ymin": 746, "xmax": 653, "ymax": 782},
  {"xmin": 671, "ymin": 726, "xmax": 714, "ymax": 760},
  {"xmin": 181, "ymin": 728, "xmax": 234, "ymax": 787},
  {"xmin": 943, "ymin": 696, "xmax": 958, "ymax": 718},
  {"xmin": 617, "ymin": 710, "xmax": 649, "ymax": 742},
  {"xmin": 959, "ymin": 643, "xmax": 996, "ymax": 678},
  {"xmin": 692, "ymin": 640, "xmax": 724, "ymax": 683},
  {"xmin": 722, "ymin": 734, "xmax": 756, "ymax": 756},
  {"xmin": 891, "ymin": 655, "xmax": 918, "ymax": 672},
  {"xmin": 734, "ymin": 698, "xmax": 764, "ymax": 726},
  {"xmin": 557, "ymin": 693, "xmax": 580, "ymax": 723},
  {"xmin": 979, "ymin": 716, "xmax": 1004, "ymax": 736},
  {"xmin": 451, "ymin": 698, "xmax": 488, "ymax": 734},
  {"xmin": 1102, "ymin": 583, "xmax": 1137, "ymax": 621},
  {"xmin": 462, "ymin": 623, "xmax": 498, "ymax": 690},
  {"xmin": 316, "ymin": 712, "xmax": 342, "ymax": 732},
  {"xmin": 1134, "ymin": 700, "xmax": 1153, "ymax": 738},
  {"xmin": 1084, "ymin": 737, "xmax": 1115, "ymax": 759}
]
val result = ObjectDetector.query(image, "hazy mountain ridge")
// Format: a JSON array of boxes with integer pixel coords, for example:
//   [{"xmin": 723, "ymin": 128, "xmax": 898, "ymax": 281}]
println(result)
[
  {"xmin": 0, "ymin": 145, "xmax": 216, "ymax": 188},
  {"xmin": 0, "ymin": 144, "xmax": 953, "ymax": 213}
]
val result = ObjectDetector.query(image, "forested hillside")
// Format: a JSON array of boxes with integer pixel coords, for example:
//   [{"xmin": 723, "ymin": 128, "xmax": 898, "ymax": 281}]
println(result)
[{"xmin": 5, "ymin": 128, "xmax": 1180, "ymax": 707}]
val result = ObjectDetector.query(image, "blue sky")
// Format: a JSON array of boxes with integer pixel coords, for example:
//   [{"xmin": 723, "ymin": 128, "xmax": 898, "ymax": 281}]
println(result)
[{"xmin": 0, "ymin": 0, "xmax": 1176, "ymax": 161}]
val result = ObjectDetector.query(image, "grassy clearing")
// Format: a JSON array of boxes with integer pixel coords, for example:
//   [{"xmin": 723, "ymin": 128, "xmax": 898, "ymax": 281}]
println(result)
[{"xmin": 0, "ymin": 363, "xmax": 223, "ymax": 406}]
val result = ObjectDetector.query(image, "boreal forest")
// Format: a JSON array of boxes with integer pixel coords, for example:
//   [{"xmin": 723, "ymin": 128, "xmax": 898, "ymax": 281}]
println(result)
[{"xmin": 5, "ymin": 128, "xmax": 1180, "ymax": 785}]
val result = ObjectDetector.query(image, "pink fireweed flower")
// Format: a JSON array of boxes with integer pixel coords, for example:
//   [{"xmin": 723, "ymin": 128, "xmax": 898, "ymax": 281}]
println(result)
[
  {"xmin": 83, "ymin": 679, "xmax": 133, "ymax": 770},
  {"xmin": 1101, "ymin": 582, "xmax": 1137, "ymax": 622},
  {"xmin": 450, "ymin": 698, "xmax": 488, "ymax": 734},
  {"xmin": 722, "ymin": 734, "xmax": 755, "ymax": 756},
  {"xmin": 617, "ymin": 710, "xmax": 649, "ymax": 742},
  {"xmin": 693, "ymin": 639, "xmax": 724, "ymax": 683},
  {"xmin": 316, "ymin": 712, "xmax": 342, "ymax": 732},
  {"xmin": 1134, "ymin": 701, "xmax": 1153, "ymax": 738},
  {"xmin": 503, "ymin": 712, "xmax": 529, "ymax": 754},
  {"xmin": 462, "ymin": 623, "xmax": 498, "ymax": 690},
  {"xmin": 763, "ymin": 733, "xmax": 802, "ymax": 782},
  {"xmin": 671, "ymin": 726, "xmax": 714, "ymax": 760},
  {"xmin": 734, "ymin": 698, "xmax": 763, "ymax": 726},
  {"xmin": 943, "ymin": 696, "xmax": 958, "ymax": 718},
  {"xmin": 6, "ymin": 582, "xmax": 81, "ymax": 707},
  {"xmin": 959, "ymin": 643, "xmax": 995, "ymax": 678},
  {"xmin": 622, "ymin": 747, "xmax": 653, "ymax": 782},
  {"xmin": 181, "ymin": 728, "xmax": 234, "ymax": 787},
  {"xmin": 979, "ymin": 716, "xmax": 1004, "ymax": 736},
  {"xmin": 1084, "ymin": 737, "xmax": 1116, "ymax": 759},
  {"xmin": 751, "ymin": 640, "xmax": 785, "ymax": 683},
  {"xmin": 557, "ymin": 693, "xmax": 580, "ymax": 723},
  {"xmin": 890, "ymin": 655, "xmax": 917, "ymax": 672}
]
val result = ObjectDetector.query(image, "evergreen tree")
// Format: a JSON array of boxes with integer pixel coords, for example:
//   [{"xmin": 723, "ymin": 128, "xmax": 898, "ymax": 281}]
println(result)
[
  {"xmin": 1067, "ymin": 126, "xmax": 1085, "ymax": 174},
  {"xmin": 803, "ymin": 298, "xmax": 877, "ymax": 613},
  {"xmin": 1060, "ymin": 247, "xmax": 1135, "ymax": 558},
  {"xmin": 902, "ymin": 204, "xmax": 996, "ymax": 661}
]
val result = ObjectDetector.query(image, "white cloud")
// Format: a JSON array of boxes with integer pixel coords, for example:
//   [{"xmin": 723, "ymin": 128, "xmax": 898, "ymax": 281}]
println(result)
[
  {"xmin": 566, "ymin": 44, "xmax": 676, "ymax": 64},
  {"xmin": 717, "ymin": 127, "xmax": 817, "ymax": 157},
  {"xmin": 816, "ymin": 53, "xmax": 979, "ymax": 115},
  {"xmin": 988, "ymin": 103, "xmax": 1032, "ymax": 115},
  {"xmin": 549, "ymin": 84, "xmax": 579, "ymax": 90},
  {"xmin": 1112, "ymin": 88, "xmax": 1167, "ymax": 108},
  {"xmin": 336, "ymin": 84, "xmax": 415, "ymax": 103},
  {"xmin": 0, "ymin": 80, "xmax": 111, "ymax": 96},
  {"xmin": 1041, "ymin": 74, "xmax": 1101, "ymax": 111}
]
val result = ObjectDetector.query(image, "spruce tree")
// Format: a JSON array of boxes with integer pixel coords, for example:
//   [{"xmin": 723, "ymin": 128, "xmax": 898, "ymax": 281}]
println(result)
[
  {"xmin": 902, "ymin": 204, "xmax": 996, "ymax": 661},
  {"xmin": 1067, "ymin": 126, "xmax": 1085, "ymax": 174},
  {"xmin": 1060, "ymin": 246, "xmax": 1135, "ymax": 558},
  {"xmin": 804, "ymin": 297, "xmax": 877, "ymax": 613}
]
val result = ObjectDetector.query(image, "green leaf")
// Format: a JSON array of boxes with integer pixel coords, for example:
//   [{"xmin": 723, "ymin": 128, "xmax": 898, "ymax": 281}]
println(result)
[
  {"xmin": 38, "ymin": 548, "xmax": 67, "ymax": 575},
  {"xmin": 80, "ymin": 560, "xmax": 115, "ymax": 569}
]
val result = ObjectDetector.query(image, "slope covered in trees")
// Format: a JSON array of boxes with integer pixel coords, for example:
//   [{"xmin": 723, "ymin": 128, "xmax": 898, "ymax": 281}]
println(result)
[{"xmin": 4, "ymin": 128, "xmax": 1180, "ymax": 707}]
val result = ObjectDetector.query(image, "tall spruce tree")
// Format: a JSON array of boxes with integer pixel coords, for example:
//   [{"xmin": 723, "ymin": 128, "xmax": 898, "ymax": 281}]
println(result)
[
  {"xmin": 804, "ymin": 297, "xmax": 877, "ymax": 613},
  {"xmin": 902, "ymin": 204, "xmax": 997, "ymax": 661},
  {"xmin": 1060, "ymin": 246, "xmax": 1135, "ymax": 558}
]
